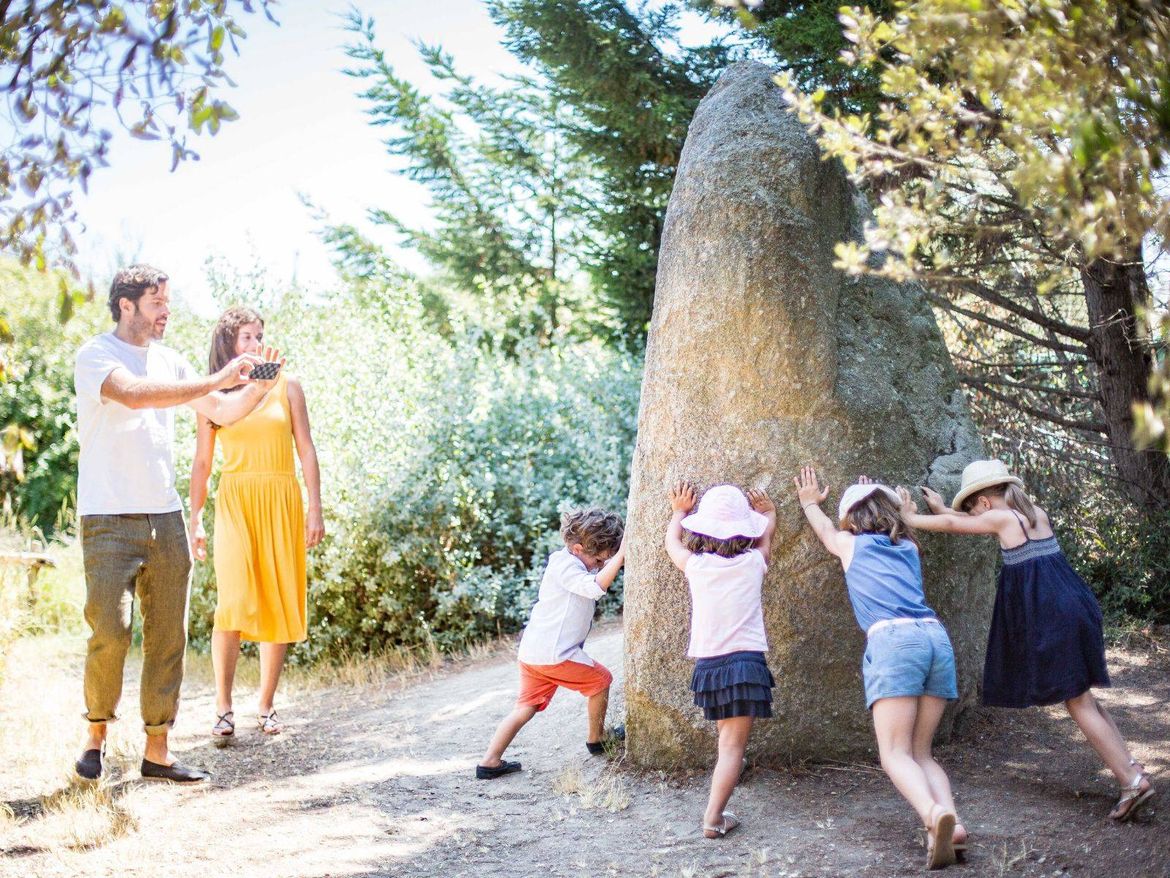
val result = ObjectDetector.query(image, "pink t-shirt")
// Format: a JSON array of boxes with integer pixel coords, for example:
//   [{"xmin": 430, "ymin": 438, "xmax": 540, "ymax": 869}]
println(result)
[{"xmin": 685, "ymin": 548, "xmax": 769, "ymax": 658}]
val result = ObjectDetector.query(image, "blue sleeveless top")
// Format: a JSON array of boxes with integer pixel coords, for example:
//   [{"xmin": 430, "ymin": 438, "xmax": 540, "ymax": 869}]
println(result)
[{"xmin": 843, "ymin": 533, "xmax": 935, "ymax": 632}]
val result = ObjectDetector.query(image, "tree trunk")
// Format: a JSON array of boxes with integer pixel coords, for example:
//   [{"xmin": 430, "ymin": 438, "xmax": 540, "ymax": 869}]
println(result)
[{"xmin": 1082, "ymin": 249, "xmax": 1170, "ymax": 512}]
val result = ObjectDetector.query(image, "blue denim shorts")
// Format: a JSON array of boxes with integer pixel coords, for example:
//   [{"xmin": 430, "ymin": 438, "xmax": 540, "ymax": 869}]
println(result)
[{"xmin": 862, "ymin": 619, "xmax": 958, "ymax": 709}]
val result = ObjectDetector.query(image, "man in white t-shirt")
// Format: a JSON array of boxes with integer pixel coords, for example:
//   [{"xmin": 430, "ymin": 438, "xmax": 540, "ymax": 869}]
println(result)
[{"xmin": 73, "ymin": 264, "xmax": 280, "ymax": 784}]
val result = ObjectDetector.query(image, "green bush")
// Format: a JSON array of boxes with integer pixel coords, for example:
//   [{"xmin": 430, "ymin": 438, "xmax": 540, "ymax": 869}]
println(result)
[{"xmin": 0, "ymin": 262, "xmax": 107, "ymax": 533}]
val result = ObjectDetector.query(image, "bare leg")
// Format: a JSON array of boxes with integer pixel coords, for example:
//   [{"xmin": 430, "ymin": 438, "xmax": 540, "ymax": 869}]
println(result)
[
  {"xmin": 84, "ymin": 721, "xmax": 107, "ymax": 751},
  {"xmin": 143, "ymin": 729, "xmax": 172, "ymax": 764},
  {"xmin": 872, "ymin": 697, "xmax": 944, "ymax": 826},
  {"xmin": 1094, "ymin": 697, "xmax": 1139, "ymax": 768},
  {"xmin": 1065, "ymin": 691, "xmax": 1137, "ymax": 784},
  {"xmin": 910, "ymin": 696, "xmax": 964, "ymax": 843},
  {"xmin": 586, "ymin": 687, "xmax": 609, "ymax": 743},
  {"xmin": 703, "ymin": 716, "xmax": 753, "ymax": 833},
  {"xmin": 257, "ymin": 642, "xmax": 289, "ymax": 714},
  {"xmin": 480, "ymin": 705, "xmax": 538, "ymax": 768},
  {"xmin": 212, "ymin": 630, "xmax": 242, "ymax": 717}
]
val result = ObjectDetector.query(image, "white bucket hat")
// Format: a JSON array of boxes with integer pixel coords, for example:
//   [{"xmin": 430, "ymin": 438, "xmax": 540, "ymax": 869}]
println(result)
[
  {"xmin": 837, "ymin": 482, "xmax": 902, "ymax": 524},
  {"xmin": 950, "ymin": 459, "xmax": 1023, "ymax": 511},
  {"xmin": 680, "ymin": 484, "xmax": 768, "ymax": 540}
]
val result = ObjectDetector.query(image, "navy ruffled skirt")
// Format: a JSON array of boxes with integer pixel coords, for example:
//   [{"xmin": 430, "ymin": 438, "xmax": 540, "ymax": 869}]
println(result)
[{"xmin": 690, "ymin": 651, "xmax": 775, "ymax": 721}]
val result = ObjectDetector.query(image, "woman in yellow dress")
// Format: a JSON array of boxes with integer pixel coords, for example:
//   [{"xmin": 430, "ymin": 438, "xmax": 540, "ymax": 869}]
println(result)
[{"xmin": 189, "ymin": 307, "xmax": 323, "ymax": 738}]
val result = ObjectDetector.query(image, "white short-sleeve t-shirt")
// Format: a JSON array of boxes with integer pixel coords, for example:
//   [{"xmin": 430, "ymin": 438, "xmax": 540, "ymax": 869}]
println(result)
[
  {"xmin": 685, "ymin": 548, "xmax": 769, "ymax": 658},
  {"xmin": 517, "ymin": 548, "xmax": 605, "ymax": 666},
  {"xmin": 74, "ymin": 332, "xmax": 197, "ymax": 516}
]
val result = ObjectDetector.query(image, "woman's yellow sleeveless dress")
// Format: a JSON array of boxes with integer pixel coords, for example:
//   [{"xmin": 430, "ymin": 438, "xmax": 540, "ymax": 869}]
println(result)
[{"xmin": 212, "ymin": 372, "xmax": 307, "ymax": 642}]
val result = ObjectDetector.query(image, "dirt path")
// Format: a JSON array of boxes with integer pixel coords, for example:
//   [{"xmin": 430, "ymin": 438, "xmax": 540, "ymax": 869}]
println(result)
[{"xmin": 2, "ymin": 624, "xmax": 1168, "ymax": 878}]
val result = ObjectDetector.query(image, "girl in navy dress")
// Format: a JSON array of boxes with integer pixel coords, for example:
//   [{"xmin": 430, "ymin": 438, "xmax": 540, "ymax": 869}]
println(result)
[
  {"xmin": 665, "ymin": 481, "xmax": 777, "ymax": 840},
  {"xmin": 905, "ymin": 459, "xmax": 1154, "ymax": 822}
]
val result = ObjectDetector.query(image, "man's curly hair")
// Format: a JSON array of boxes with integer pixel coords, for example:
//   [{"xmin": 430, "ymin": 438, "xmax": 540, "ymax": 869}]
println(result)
[
  {"xmin": 560, "ymin": 507, "xmax": 624, "ymax": 557},
  {"xmin": 108, "ymin": 264, "xmax": 168, "ymax": 321}
]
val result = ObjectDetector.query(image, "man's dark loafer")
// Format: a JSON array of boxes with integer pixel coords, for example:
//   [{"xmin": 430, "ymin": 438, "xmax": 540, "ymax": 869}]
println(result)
[
  {"xmin": 75, "ymin": 747, "xmax": 104, "ymax": 780},
  {"xmin": 140, "ymin": 759, "xmax": 210, "ymax": 784},
  {"xmin": 475, "ymin": 760, "xmax": 521, "ymax": 780}
]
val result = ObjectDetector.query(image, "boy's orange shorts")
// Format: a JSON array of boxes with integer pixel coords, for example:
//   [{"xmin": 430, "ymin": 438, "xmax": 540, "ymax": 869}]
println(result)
[{"xmin": 517, "ymin": 658, "xmax": 613, "ymax": 712}]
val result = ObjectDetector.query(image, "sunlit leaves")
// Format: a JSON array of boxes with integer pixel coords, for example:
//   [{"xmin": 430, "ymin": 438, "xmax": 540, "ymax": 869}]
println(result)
[{"xmin": 0, "ymin": 1, "xmax": 275, "ymax": 272}]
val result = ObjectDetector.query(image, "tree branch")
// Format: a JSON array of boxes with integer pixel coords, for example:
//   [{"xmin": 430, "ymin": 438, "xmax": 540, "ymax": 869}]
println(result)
[
  {"xmin": 958, "ymin": 371, "xmax": 1100, "ymax": 401},
  {"xmin": 925, "ymin": 290, "xmax": 1088, "ymax": 355},
  {"xmin": 966, "ymin": 382, "xmax": 1107, "ymax": 434},
  {"xmin": 938, "ymin": 278, "xmax": 1092, "ymax": 343}
]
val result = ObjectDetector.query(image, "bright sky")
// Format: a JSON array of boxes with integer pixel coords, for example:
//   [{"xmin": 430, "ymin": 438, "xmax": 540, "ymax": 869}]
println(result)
[{"xmin": 68, "ymin": 1, "xmax": 728, "ymax": 316}]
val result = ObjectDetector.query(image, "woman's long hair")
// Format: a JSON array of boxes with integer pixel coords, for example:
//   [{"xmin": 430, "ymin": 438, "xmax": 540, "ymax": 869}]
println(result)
[
  {"xmin": 841, "ymin": 492, "xmax": 917, "ymax": 546},
  {"xmin": 209, "ymin": 307, "xmax": 264, "ymax": 393}
]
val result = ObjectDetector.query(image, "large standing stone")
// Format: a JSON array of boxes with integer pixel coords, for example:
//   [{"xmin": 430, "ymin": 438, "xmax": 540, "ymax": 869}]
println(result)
[{"xmin": 624, "ymin": 62, "xmax": 998, "ymax": 768}]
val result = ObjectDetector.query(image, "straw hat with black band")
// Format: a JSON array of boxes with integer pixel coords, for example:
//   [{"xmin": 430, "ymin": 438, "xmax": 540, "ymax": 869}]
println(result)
[{"xmin": 950, "ymin": 460, "xmax": 1024, "ymax": 511}]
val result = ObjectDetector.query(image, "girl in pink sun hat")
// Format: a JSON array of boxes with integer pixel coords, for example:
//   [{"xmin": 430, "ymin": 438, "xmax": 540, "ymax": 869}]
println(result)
[{"xmin": 665, "ymin": 481, "xmax": 777, "ymax": 840}]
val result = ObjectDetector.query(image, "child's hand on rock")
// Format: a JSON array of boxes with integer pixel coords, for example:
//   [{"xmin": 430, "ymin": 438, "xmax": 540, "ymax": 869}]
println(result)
[
  {"xmin": 669, "ymin": 481, "xmax": 696, "ymax": 514},
  {"xmin": 919, "ymin": 485, "xmax": 947, "ymax": 514},
  {"xmin": 896, "ymin": 486, "xmax": 918, "ymax": 515},
  {"xmin": 794, "ymin": 466, "xmax": 829, "ymax": 508},
  {"xmin": 747, "ymin": 488, "xmax": 775, "ymax": 516}
]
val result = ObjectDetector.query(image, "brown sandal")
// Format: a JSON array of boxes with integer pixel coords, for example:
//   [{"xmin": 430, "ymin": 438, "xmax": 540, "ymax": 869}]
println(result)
[
  {"xmin": 926, "ymin": 806, "xmax": 957, "ymax": 869},
  {"xmin": 257, "ymin": 709, "xmax": 283, "ymax": 735}
]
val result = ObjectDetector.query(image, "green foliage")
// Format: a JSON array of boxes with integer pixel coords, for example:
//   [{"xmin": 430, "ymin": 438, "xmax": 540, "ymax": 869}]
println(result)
[
  {"xmin": 342, "ymin": 11, "xmax": 611, "ymax": 341},
  {"xmin": 0, "ymin": 0, "xmax": 276, "ymax": 270},
  {"xmin": 708, "ymin": 0, "xmax": 890, "ymax": 114},
  {"xmin": 173, "ymin": 270, "xmax": 640, "ymax": 660},
  {"xmin": 780, "ymin": 0, "xmax": 1170, "ymax": 515},
  {"xmin": 490, "ymin": 0, "xmax": 732, "ymax": 336},
  {"xmin": 0, "ymin": 260, "xmax": 105, "ymax": 533}
]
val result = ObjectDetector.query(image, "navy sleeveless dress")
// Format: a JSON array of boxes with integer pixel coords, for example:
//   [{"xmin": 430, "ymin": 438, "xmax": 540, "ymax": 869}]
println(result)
[{"xmin": 982, "ymin": 513, "xmax": 1110, "ymax": 708}]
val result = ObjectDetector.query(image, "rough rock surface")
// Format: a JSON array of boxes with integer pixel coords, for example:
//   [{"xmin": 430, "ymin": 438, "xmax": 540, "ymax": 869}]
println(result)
[{"xmin": 624, "ymin": 62, "xmax": 998, "ymax": 768}]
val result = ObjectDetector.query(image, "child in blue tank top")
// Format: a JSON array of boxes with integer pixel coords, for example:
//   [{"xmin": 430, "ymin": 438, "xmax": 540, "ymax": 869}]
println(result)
[{"xmin": 795, "ymin": 466, "xmax": 964, "ymax": 870}]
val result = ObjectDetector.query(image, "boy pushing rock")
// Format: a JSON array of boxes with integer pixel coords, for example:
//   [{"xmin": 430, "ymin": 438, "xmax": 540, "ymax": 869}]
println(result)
[{"xmin": 476, "ymin": 508, "xmax": 626, "ymax": 779}]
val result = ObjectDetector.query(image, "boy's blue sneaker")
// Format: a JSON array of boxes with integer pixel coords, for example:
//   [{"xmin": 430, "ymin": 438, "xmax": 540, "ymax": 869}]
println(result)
[{"xmin": 476, "ymin": 760, "xmax": 522, "ymax": 780}]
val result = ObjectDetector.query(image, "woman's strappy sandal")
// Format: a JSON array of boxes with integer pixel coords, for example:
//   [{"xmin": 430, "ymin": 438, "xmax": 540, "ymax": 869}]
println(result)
[
  {"xmin": 702, "ymin": 811, "xmax": 740, "ymax": 839},
  {"xmin": 257, "ymin": 709, "xmax": 283, "ymax": 736},
  {"xmin": 211, "ymin": 710, "xmax": 235, "ymax": 742},
  {"xmin": 1110, "ymin": 771, "xmax": 1155, "ymax": 822}
]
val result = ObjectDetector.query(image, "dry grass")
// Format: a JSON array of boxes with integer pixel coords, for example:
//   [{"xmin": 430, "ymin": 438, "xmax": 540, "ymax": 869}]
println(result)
[{"xmin": 552, "ymin": 763, "xmax": 631, "ymax": 813}]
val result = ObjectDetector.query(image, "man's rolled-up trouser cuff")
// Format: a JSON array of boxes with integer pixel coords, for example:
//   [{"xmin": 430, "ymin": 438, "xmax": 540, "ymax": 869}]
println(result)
[
  {"xmin": 143, "ymin": 720, "xmax": 174, "ymax": 736},
  {"xmin": 83, "ymin": 711, "xmax": 118, "ymax": 724}
]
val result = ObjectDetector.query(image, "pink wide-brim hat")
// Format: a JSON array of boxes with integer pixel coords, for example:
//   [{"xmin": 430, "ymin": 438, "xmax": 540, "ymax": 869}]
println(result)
[{"xmin": 680, "ymin": 484, "xmax": 768, "ymax": 540}]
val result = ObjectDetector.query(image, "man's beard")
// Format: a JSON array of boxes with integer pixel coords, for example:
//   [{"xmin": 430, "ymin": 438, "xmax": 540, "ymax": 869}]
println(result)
[{"xmin": 131, "ymin": 306, "xmax": 165, "ymax": 340}]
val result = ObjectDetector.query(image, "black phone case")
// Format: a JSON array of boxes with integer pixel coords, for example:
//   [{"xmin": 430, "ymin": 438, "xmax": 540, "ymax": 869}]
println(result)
[{"xmin": 251, "ymin": 362, "xmax": 282, "ymax": 381}]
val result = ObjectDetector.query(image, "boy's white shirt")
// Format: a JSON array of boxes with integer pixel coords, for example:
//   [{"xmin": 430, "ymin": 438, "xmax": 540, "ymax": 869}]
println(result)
[{"xmin": 517, "ymin": 547, "xmax": 605, "ymax": 666}]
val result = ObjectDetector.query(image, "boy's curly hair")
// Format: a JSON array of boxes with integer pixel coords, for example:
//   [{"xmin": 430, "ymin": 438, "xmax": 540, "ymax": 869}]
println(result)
[
  {"xmin": 841, "ymin": 492, "xmax": 917, "ymax": 545},
  {"xmin": 561, "ymin": 507, "xmax": 624, "ymax": 557}
]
